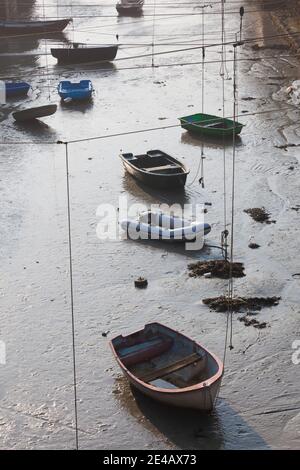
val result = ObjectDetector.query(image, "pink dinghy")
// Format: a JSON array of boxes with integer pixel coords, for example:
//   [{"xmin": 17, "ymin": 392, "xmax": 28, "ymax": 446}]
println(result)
[{"xmin": 110, "ymin": 322, "xmax": 223, "ymax": 411}]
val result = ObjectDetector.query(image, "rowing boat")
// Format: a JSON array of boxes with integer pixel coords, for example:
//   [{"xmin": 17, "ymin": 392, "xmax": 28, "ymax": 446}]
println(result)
[
  {"xmin": 0, "ymin": 19, "xmax": 71, "ymax": 36},
  {"xmin": 179, "ymin": 113, "xmax": 244, "ymax": 137},
  {"xmin": 116, "ymin": 0, "xmax": 144, "ymax": 15},
  {"xmin": 110, "ymin": 322, "xmax": 223, "ymax": 410},
  {"xmin": 58, "ymin": 80, "xmax": 93, "ymax": 101},
  {"xmin": 12, "ymin": 104, "xmax": 57, "ymax": 122},
  {"xmin": 120, "ymin": 149, "xmax": 189, "ymax": 189},
  {"xmin": 51, "ymin": 43, "xmax": 118, "ymax": 64}
]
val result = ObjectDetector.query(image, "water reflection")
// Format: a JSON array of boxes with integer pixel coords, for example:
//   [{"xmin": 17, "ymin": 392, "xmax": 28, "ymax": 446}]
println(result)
[
  {"xmin": 0, "ymin": 0, "xmax": 35, "ymax": 21},
  {"xmin": 52, "ymin": 61, "xmax": 117, "ymax": 75},
  {"xmin": 114, "ymin": 377, "xmax": 269, "ymax": 449},
  {"xmin": 13, "ymin": 119, "xmax": 57, "ymax": 140},
  {"xmin": 122, "ymin": 172, "xmax": 190, "ymax": 205},
  {"xmin": 180, "ymin": 130, "xmax": 243, "ymax": 149},
  {"xmin": 132, "ymin": 387, "xmax": 224, "ymax": 450},
  {"xmin": 116, "ymin": 12, "xmax": 144, "ymax": 22},
  {"xmin": 121, "ymin": 235, "xmax": 213, "ymax": 260},
  {"xmin": 59, "ymin": 98, "xmax": 94, "ymax": 114},
  {"xmin": 0, "ymin": 34, "xmax": 69, "ymax": 75}
]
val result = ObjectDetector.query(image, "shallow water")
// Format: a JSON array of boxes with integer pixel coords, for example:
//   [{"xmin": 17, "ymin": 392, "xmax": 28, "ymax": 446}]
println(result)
[{"xmin": 0, "ymin": 0, "xmax": 300, "ymax": 450}]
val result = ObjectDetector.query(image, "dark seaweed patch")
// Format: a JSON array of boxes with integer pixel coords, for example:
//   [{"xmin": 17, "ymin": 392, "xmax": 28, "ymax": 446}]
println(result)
[{"xmin": 188, "ymin": 260, "xmax": 245, "ymax": 279}]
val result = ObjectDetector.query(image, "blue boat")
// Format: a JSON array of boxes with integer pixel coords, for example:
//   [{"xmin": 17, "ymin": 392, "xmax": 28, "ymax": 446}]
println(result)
[
  {"xmin": 5, "ymin": 82, "xmax": 31, "ymax": 98},
  {"xmin": 58, "ymin": 80, "xmax": 93, "ymax": 101}
]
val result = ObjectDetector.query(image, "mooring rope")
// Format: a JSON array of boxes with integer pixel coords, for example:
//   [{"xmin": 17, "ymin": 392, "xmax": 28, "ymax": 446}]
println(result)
[
  {"xmin": 229, "ymin": 36, "xmax": 240, "ymax": 351},
  {"xmin": 152, "ymin": 0, "xmax": 157, "ymax": 67},
  {"xmin": 200, "ymin": 5, "xmax": 206, "ymax": 189},
  {"xmin": 220, "ymin": 0, "xmax": 227, "ymax": 243},
  {"xmin": 62, "ymin": 142, "xmax": 79, "ymax": 450},
  {"xmin": 222, "ymin": 36, "xmax": 242, "ymax": 364}
]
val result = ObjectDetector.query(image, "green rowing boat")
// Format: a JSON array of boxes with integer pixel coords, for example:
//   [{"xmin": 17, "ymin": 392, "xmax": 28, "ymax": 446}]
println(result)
[{"xmin": 179, "ymin": 113, "xmax": 244, "ymax": 137}]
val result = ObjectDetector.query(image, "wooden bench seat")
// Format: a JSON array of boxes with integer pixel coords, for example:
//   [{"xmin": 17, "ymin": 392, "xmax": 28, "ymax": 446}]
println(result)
[
  {"xmin": 143, "ymin": 164, "xmax": 180, "ymax": 172},
  {"xmin": 201, "ymin": 121, "xmax": 227, "ymax": 129},
  {"xmin": 141, "ymin": 353, "xmax": 202, "ymax": 383}
]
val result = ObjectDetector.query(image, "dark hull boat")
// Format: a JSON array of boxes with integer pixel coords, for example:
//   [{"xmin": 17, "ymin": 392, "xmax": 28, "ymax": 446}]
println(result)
[
  {"xmin": 0, "ymin": 19, "xmax": 71, "ymax": 36},
  {"xmin": 116, "ymin": 6, "xmax": 143, "ymax": 16},
  {"xmin": 120, "ymin": 149, "xmax": 189, "ymax": 189},
  {"xmin": 12, "ymin": 104, "xmax": 57, "ymax": 122},
  {"xmin": 179, "ymin": 113, "xmax": 244, "ymax": 138},
  {"xmin": 116, "ymin": 0, "xmax": 144, "ymax": 15},
  {"xmin": 110, "ymin": 323, "xmax": 223, "ymax": 410},
  {"xmin": 51, "ymin": 43, "xmax": 118, "ymax": 64}
]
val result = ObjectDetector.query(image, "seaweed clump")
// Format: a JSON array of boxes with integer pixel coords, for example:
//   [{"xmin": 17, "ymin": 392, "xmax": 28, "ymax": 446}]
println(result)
[
  {"xmin": 202, "ymin": 296, "xmax": 280, "ymax": 313},
  {"xmin": 238, "ymin": 316, "xmax": 268, "ymax": 329},
  {"xmin": 188, "ymin": 260, "xmax": 245, "ymax": 279},
  {"xmin": 244, "ymin": 207, "xmax": 275, "ymax": 224},
  {"xmin": 248, "ymin": 243, "xmax": 260, "ymax": 249}
]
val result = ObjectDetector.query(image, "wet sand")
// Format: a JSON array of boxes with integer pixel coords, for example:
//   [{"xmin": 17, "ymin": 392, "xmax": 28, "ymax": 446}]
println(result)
[{"xmin": 0, "ymin": 0, "xmax": 300, "ymax": 450}]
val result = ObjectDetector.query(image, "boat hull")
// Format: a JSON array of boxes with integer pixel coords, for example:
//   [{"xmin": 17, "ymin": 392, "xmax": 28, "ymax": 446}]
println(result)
[
  {"xmin": 59, "ymin": 90, "xmax": 92, "ymax": 101},
  {"xmin": 179, "ymin": 113, "xmax": 243, "ymax": 137},
  {"xmin": 122, "ymin": 367, "xmax": 222, "ymax": 410},
  {"xmin": 51, "ymin": 46, "xmax": 118, "ymax": 64},
  {"xmin": 116, "ymin": 5, "xmax": 143, "ymax": 15},
  {"xmin": 120, "ymin": 150, "xmax": 189, "ymax": 189},
  {"xmin": 0, "ymin": 19, "xmax": 71, "ymax": 36},
  {"xmin": 5, "ymin": 82, "xmax": 30, "ymax": 98},
  {"xmin": 122, "ymin": 159, "xmax": 187, "ymax": 189},
  {"xmin": 12, "ymin": 104, "xmax": 57, "ymax": 122}
]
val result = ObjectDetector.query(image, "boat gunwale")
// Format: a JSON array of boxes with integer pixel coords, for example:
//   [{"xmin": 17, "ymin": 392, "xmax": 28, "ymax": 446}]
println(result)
[
  {"xmin": 116, "ymin": 0, "xmax": 144, "ymax": 10},
  {"xmin": 0, "ymin": 18, "xmax": 72, "ymax": 27},
  {"xmin": 110, "ymin": 322, "xmax": 224, "ymax": 395},
  {"xmin": 119, "ymin": 151, "xmax": 190, "ymax": 178},
  {"xmin": 5, "ymin": 81, "xmax": 30, "ymax": 88},
  {"xmin": 51, "ymin": 44, "xmax": 118, "ymax": 52}
]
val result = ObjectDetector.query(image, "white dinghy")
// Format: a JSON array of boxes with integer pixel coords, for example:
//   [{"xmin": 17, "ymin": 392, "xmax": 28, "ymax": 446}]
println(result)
[{"xmin": 121, "ymin": 210, "xmax": 211, "ymax": 243}]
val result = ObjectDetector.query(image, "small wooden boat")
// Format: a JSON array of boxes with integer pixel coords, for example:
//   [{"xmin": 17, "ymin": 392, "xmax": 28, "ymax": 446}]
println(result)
[
  {"xmin": 116, "ymin": 0, "xmax": 144, "ymax": 15},
  {"xmin": 121, "ymin": 210, "xmax": 211, "ymax": 243},
  {"xmin": 5, "ymin": 82, "xmax": 31, "ymax": 98},
  {"xmin": 0, "ymin": 19, "xmax": 71, "ymax": 36},
  {"xmin": 51, "ymin": 43, "xmax": 118, "ymax": 64},
  {"xmin": 58, "ymin": 80, "xmax": 93, "ymax": 101},
  {"xmin": 120, "ymin": 149, "xmax": 189, "ymax": 189},
  {"xmin": 179, "ymin": 113, "xmax": 244, "ymax": 137},
  {"xmin": 12, "ymin": 104, "xmax": 57, "ymax": 122},
  {"xmin": 110, "ymin": 322, "xmax": 223, "ymax": 410}
]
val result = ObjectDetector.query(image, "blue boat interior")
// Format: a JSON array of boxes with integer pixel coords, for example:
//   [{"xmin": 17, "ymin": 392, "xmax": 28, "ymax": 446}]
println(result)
[{"xmin": 59, "ymin": 80, "xmax": 92, "ymax": 90}]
